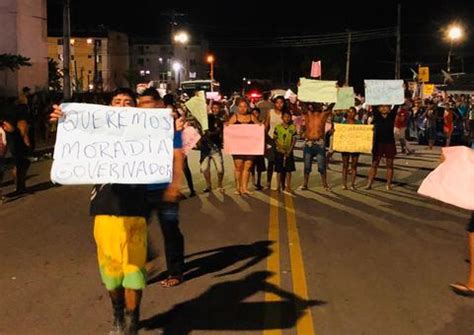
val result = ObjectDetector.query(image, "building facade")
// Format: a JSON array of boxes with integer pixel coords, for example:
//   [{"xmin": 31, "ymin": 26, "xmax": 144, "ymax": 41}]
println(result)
[
  {"xmin": 0, "ymin": 0, "xmax": 48, "ymax": 97},
  {"xmin": 48, "ymin": 30, "xmax": 129, "ymax": 92},
  {"xmin": 130, "ymin": 38, "xmax": 208, "ymax": 90}
]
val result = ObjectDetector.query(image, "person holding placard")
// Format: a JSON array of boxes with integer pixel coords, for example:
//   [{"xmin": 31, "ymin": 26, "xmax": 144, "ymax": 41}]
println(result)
[
  {"xmin": 366, "ymin": 104, "xmax": 398, "ymax": 191},
  {"xmin": 200, "ymin": 102, "xmax": 225, "ymax": 193},
  {"xmin": 339, "ymin": 107, "xmax": 362, "ymax": 190},
  {"xmin": 50, "ymin": 88, "xmax": 147, "ymax": 335},
  {"xmin": 300, "ymin": 102, "xmax": 335, "ymax": 191},
  {"xmin": 228, "ymin": 99, "xmax": 260, "ymax": 195}
]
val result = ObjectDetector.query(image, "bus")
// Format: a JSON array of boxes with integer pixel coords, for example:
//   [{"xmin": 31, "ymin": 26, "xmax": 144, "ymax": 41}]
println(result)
[{"xmin": 180, "ymin": 80, "xmax": 220, "ymax": 96}]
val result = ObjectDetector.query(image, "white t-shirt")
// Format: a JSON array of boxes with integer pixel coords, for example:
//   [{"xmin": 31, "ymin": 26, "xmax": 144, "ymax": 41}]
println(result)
[{"xmin": 268, "ymin": 109, "xmax": 282, "ymax": 137}]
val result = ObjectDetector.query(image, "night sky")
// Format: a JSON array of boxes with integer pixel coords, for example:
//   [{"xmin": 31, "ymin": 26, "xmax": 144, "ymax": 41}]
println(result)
[{"xmin": 47, "ymin": 1, "xmax": 474, "ymax": 93}]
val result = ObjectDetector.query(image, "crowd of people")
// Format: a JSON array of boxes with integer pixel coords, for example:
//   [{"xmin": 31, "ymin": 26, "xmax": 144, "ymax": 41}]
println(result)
[{"xmin": 0, "ymin": 84, "xmax": 473, "ymax": 334}]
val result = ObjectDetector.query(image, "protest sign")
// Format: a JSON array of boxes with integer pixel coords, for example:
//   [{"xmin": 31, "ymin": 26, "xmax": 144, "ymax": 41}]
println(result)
[
  {"xmin": 334, "ymin": 87, "xmax": 355, "ymax": 110},
  {"xmin": 423, "ymin": 84, "xmax": 435, "ymax": 97},
  {"xmin": 418, "ymin": 146, "xmax": 474, "ymax": 210},
  {"xmin": 418, "ymin": 67, "xmax": 430, "ymax": 82},
  {"xmin": 185, "ymin": 96, "xmax": 209, "ymax": 131},
  {"xmin": 206, "ymin": 92, "xmax": 221, "ymax": 101},
  {"xmin": 182, "ymin": 126, "xmax": 201, "ymax": 156},
  {"xmin": 364, "ymin": 80, "xmax": 405, "ymax": 105},
  {"xmin": 298, "ymin": 78, "xmax": 338, "ymax": 103},
  {"xmin": 311, "ymin": 60, "xmax": 321, "ymax": 78},
  {"xmin": 51, "ymin": 103, "xmax": 174, "ymax": 185},
  {"xmin": 224, "ymin": 124, "xmax": 265, "ymax": 155},
  {"xmin": 332, "ymin": 123, "xmax": 374, "ymax": 154}
]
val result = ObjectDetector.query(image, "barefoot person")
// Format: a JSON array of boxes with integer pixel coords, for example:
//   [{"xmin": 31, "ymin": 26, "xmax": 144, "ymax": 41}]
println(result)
[
  {"xmin": 339, "ymin": 107, "xmax": 362, "ymax": 190},
  {"xmin": 273, "ymin": 110, "xmax": 297, "ymax": 193},
  {"xmin": 366, "ymin": 104, "xmax": 398, "ymax": 191},
  {"xmin": 300, "ymin": 102, "xmax": 335, "ymax": 191},
  {"xmin": 200, "ymin": 102, "xmax": 225, "ymax": 193},
  {"xmin": 265, "ymin": 96, "xmax": 285, "ymax": 189},
  {"xmin": 228, "ymin": 99, "xmax": 260, "ymax": 195},
  {"xmin": 50, "ymin": 88, "xmax": 148, "ymax": 335}
]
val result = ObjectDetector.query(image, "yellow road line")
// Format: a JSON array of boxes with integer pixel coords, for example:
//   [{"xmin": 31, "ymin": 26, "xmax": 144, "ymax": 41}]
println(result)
[
  {"xmin": 285, "ymin": 193, "xmax": 315, "ymax": 335},
  {"xmin": 263, "ymin": 190, "xmax": 282, "ymax": 335}
]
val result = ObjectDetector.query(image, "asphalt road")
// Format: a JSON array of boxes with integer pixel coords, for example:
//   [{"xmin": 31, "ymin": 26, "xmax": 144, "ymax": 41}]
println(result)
[{"xmin": 0, "ymin": 144, "xmax": 472, "ymax": 335}]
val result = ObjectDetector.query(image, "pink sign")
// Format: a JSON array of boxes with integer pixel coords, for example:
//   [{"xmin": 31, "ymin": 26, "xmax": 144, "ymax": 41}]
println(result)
[
  {"xmin": 311, "ymin": 60, "xmax": 321, "ymax": 78},
  {"xmin": 224, "ymin": 124, "xmax": 265, "ymax": 155},
  {"xmin": 418, "ymin": 146, "xmax": 474, "ymax": 210},
  {"xmin": 206, "ymin": 92, "xmax": 221, "ymax": 101},
  {"xmin": 182, "ymin": 126, "xmax": 201, "ymax": 156}
]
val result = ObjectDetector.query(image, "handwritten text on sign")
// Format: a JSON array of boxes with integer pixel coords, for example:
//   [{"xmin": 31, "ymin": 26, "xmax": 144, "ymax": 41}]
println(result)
[
  {"xmin": 51, "ymin": 103, "xmax": 174, "ymax": 185},
  {"xmin": 364, "ymin": 80, "xmax": 405, "ymax": 106},
  {"xmin": 332, "ymin": 123, "xmax": 374, "ymax": 154}
]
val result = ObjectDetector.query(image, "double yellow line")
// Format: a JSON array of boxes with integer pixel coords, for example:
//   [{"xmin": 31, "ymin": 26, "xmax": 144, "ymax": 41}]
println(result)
[{"xmin": 264, "ymin": 191, "xmax": 315, "ymax": 335}]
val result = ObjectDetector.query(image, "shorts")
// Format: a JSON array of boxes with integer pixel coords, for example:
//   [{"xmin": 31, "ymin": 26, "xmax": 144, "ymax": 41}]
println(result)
[
  {"xmin": 253, "ymin": 155, "xmax": 266, "ymax": 173},
  {"xmin": 303, "ymin": 140, "xmax": 326, "ymax": 175},
  {"xmin": 200, "ymin": 150, "xmax": 224, "ymax": 174},
  {"xmin": 443, "ymin": 125, "xmax": 453, "ymax": 136},
  {"xmin": 233, "ymin": 155, "xmax": 254, "ymax": 162},
  {"xmin": 275, "ymin": 152, "xmax": 296, "ymax": 173},
  {"xmin": 265, "ymin": 138, "xmax": 276, "ymax": 163},
  {"xmin": 93, "ymin": 215, "xmax": 147, "ymax": 291},
  {"xmin": 341, "ymin": 152, "xmax": 360, "ymax": 159},
  {"xmin": 373, "ymin": 143, "xmax": 397, "ymax": 160}
]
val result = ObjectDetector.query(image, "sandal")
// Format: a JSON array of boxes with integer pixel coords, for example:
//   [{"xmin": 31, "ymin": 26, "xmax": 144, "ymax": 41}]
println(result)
[
  {"xmin": 160, "ymin": 275, "xmax": 184, "ymax": 288},
  {"xmin": 450, "ymin": 283, "xmax": 474, "ymax": 297}
]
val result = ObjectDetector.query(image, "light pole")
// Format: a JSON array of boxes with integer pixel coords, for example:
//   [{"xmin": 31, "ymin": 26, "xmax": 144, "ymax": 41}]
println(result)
[
  {"xmin": 207, "ymin": 55, "xmax": 215, "ymax": 82},
  {"xmin": 173, "ymin": 31, "xmax": 189, "ymax": 81},
  {"xmin": 447, "ymin": 25, "xmax": 463, "ymax": 73},
  {"xmin": 173, "ymin": 62, "xmax": 182, "ymax": 89}
]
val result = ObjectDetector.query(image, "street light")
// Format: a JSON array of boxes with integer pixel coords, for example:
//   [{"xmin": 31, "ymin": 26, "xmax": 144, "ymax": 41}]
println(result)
[
  {"xmin": 174, "ymin": 31, "xmax": 189, "ymax": 44},
  {"xmin": 446, "ymin": 25, "xmax": 464, "ymax": 73},
  {"xmin": 207, "ymin": 55, "xmax": 215, "ymax": 83}
]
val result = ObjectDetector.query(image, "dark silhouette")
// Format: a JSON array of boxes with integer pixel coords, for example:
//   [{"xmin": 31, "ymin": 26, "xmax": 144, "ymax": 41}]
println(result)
[
  {"xmin": 183, "ymin": 241, "xmax": 273, "ymax": 281},
  {"xmin": 141, "ymin": 271, "xmax": 325, "ymax": 334}
]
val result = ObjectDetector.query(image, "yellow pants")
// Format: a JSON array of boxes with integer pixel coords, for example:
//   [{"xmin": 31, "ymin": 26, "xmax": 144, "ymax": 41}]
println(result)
[{"xmin": 93, "ymin": 215, "xmax": 147, "ymax": 291}]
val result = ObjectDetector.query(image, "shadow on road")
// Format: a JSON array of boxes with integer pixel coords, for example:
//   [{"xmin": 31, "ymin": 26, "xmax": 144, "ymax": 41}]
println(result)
[
  {"xmin": 141, "ymin": 271, "xmax": 326, "ymax": 335},
  {"xmin": 0, "ymin": 174, "xmax": 39, "ymax": 188},
  {"xmin": 183, "ymin": 240, "xmax": 273, "ymax": 281}
]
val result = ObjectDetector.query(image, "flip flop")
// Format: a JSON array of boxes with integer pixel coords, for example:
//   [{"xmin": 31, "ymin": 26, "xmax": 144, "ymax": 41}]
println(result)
[
  {"xmin": 450, "ymin": 283, "xmax": 474, "ymax": 297},
  {"xmin": 160, "ymin": 275, "xmax": 184, "ymax": 288}
]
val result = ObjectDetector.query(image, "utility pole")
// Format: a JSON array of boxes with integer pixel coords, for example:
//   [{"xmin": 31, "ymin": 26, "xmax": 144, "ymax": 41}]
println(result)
[
  {"xmin": 345, "ymin": 31, "xmax": 352, "ymax": 85},
  {"xmin": 395, "ymin": 3, "xmax": 401, "ymax": 79},
  {"xmin": 62, "ymin": 0, "xmax": 71, "ymax": 100}
]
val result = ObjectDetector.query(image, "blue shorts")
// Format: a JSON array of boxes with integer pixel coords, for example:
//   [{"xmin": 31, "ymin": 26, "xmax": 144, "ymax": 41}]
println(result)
[{"xmin": 303, "ymin": 140, "xmax": 326, "ymax": 175}]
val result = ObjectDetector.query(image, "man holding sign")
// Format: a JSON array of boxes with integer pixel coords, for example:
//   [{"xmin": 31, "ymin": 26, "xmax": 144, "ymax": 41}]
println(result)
[{"xmin": 50, "ymin": 88, "xmax": 167, "ymax": 335}]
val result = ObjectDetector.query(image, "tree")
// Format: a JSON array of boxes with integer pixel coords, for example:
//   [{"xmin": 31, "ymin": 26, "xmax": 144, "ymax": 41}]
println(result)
[
  {"xmin": 48, "ymin": 58, "xmax": 62, "ymax": 91},
  {"xmin": 0, "ymin": 54, "xmax": 31, "ymax": 71},
  {"xmin": 0, "ymin": 54, "xmax": 32, "ymax": 95},
  {"xmin": 123, "ymin": 68, "xmax": 141, "ymax": 89}
]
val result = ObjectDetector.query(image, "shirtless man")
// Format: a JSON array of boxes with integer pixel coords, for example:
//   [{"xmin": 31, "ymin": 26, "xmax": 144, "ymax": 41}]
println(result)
[{"xmin": 300, "ymin": 102, "xmax": 335, "ymax": 191}]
